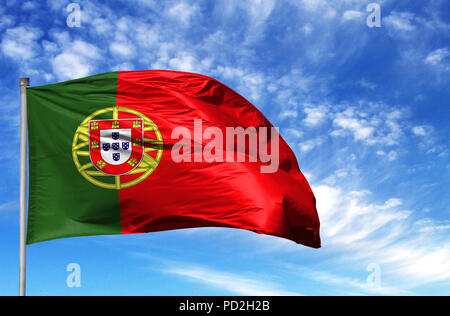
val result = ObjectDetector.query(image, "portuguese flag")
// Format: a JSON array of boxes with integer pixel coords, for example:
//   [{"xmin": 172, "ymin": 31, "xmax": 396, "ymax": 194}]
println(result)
[{"xmin": 26, "ymin": 70, "xmax": 321, "ymax": 248}]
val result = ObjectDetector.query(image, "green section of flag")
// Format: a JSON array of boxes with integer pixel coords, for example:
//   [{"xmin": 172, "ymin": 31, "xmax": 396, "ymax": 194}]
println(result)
[{"xmin": 26, "ymin": 72, "xmax": 122, "ymax": 244}]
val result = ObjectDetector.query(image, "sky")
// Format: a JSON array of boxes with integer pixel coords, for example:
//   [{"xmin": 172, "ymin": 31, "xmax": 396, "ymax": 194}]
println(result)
[{"xmin": 0, "ymin": 0, "xmax": 449, "ymax": 296}]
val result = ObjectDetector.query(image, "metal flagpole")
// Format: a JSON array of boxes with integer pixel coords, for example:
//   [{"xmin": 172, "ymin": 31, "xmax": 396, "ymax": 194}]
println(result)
[{"xmin": 19, "ymin": 78, "xmax": 29, "ymax": 296}]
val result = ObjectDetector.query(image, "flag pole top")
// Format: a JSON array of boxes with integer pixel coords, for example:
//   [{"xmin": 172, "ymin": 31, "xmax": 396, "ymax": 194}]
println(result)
[{"xmin": 19, "ymin": 78, "xmax": 30, "ymax": 87}]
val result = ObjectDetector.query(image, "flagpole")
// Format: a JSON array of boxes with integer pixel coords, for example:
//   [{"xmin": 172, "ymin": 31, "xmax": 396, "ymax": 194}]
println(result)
[{"xmin": 19, "ymin": 77, "xmax": 29, "ymax": 296}]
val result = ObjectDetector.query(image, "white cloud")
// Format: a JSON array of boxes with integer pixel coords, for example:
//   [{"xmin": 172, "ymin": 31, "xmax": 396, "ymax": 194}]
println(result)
[
  {"xmin": 333, "ymin": 112, "xmax": 375, "ymax": 141},
  {"xmin": 212, "ymin": 0, "xmax": 276, "ymax": 44},
  {"xmin": 282, "ymin": 128, "xmax": 303, "ymax": 139},
  {"xmin": 412, "ymin": 125, "xmax": 433, "ymax": 136},
  {"xmin": 302, "ymin": 105, "xmax": 327, "ymax": 127},
  {"xmin": 416, "ymin": 219, "xmax": 450, "ymax": 233},
  {"xmin": 71, "ymin": 40, "xmax": 101, "ymax": 60},
  {"xmin": 242, "ymin": 73, "xmax": 265, "ymax": 102},
  {"xmin": 0, "ymin": 15, "xmax": 14, "ymax": 31},
  {"xmin": 215, "ymin": 0, "xmax": 275, "ymax": 27},
  {"xmin": 112, "ymin": 62, "xmax": 134, "ymax": 71},
  {"xmin": 294, "ymin": 0, "xmax": 326, "ymax": 12},
  {"xmin": 331, "ymin": 105, "xmax": 404, "ymax": 146},
  {"xmin": 425, "ymin": 48, "xmax": 450, "ymax": 66},
  {"xmin": 46, "ymin": 0, "xmax": 68, "ymax": 11},
  {"xmin": 302, "ymin": 23, "xmax": 313, "ymax": 36},
  {"xmin": 216, "ymin": 65, "xmax": 244, "ymax": 80},
  {"xmin": 311, "ymin": 182, "xmax": 450, "ymax": 287},
  {"xmin": 245, "ymin": 0, "xmax": 276, "ymax": 27},
  {"xmin": 22, "ymin": 1, "xmax": 40, "ymax": 10},
  {"xmin": 384, "ymin": 12, "xmax": 416, "ymax": 31},
  {"xmin": 42, "ymin": 40, "xmax": 59, "ymax": 54},
  {"xmin": 168, "ymin": 53, "xmax": 198, "ymax": 72},
  {"xmin": 1, "ymin": 26, "xmax": 43, "ymax": 61},
  {"xmin": 214, "ymin": 66, "xmax": 265, "ymax": 103},
  {"xmin": 52, "ymin": 54, "xmax": 92, "ymax": 80},
  {"xmin": 322, "ymin": 168, "xmax": 351, "ymax": 186},
  {"xmin": 281, "ymin": 128, "xmax": 303, "ymax": 145},
  {"xmin": 342, "ymin": 10, "xmax": 363, "ymax": 22},
  {"xmin": 375, "ymin": 150, "xmax": 398, "ymax": 161},
  {"xmin": 51, "ymin": 40, "xmax": 101, "ymax": 81},
  {"xmin": 268, "ymin": 69, "xmax": 327, "ymax": 108},
  {"xmin": 0, "ymin": 200, "xmax": 17, "ymax": 212},
  {"xmin": 278, "ymin": 110, "xmax": 298, "ymax": 120},
  {"xmin": 299, "ymin": 137, "xmax": 324, "ymax": 153},
  {"xmin": 91, "ymin": 18, "xmax": 113, "ymax": 35},
  {"xmin": 286, "ymin": 264, "xmax": 404, "ymax": 295},
  {"xmin": 386, "ymin": 150, "xmax": 398, "ymax": 161},
  {"xmin": 314, "ymin": 184, "xmax": 410, "ymax": 246},
  {"xmin": 166, "ymin": 1, "xmax": 199, "ymax": 26},
  {"xmin": 359, "ymin": 79, "xmax": 376, "ymax": 90},
  {"xmin": 165, "ymin": 264, "xmax": 300, "ymax": 296},
  {"xmin": 109, "ymin": 41, "xmax": 136, "ymax": 58},
  {"xmin": 383, "ymin": 244, "xmax": 450, "ymax": 283},
  {"xmin": 421, "ymin": 225, "xmax": 450, "ymax": 233},
  {"xmin": 134, "ymin": 24, "xmax": 159, "ymax": 49}
]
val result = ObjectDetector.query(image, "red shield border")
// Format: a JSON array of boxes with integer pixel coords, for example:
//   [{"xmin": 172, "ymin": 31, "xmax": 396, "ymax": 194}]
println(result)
[{"xmin": 89, "ymin": 118, "xmax": 144, "ymax": 176}]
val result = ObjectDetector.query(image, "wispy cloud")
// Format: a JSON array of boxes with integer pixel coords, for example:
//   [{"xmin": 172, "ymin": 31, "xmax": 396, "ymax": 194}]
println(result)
[
  {"xmin": 164, "ymin": 263, "xmax": 301, "ymax": 296},
  {"xmin": 299, "ymin": 137, "xmax": 324, "ymax": 153},
  {"xmin": 425, "ymin": 48, "xmax": 450, "ymax": 66},
  {"xmin": 412, "ymin": 125, "xmax": 433, "ymax": 137},
  {"xmin": 311, "ymin": 182, "xmax": 450, "ymax": 289},
  {"xmin": 342, "ymin": 10, "xmax": 364, "ymax": 22},
  {"xmin": 330, "ymin": 104, "xmax": 405, "ymax": 146},
  {"xmin": 51, "ymin": 39, "xmax": 102, "ymax": 81},
  {"xmin": 283, "ymin": 264, "xmax": 407, "ymax": 295},
  {"xmin": 0, "ymin": 201, "xmax": 18, "ymax": 212},
  {"xmin": 384, "ymin": 11, "xmax": 416, "ymax": 32},
  {"xmin": 1, "ymin": 26, "xmax": 43, "ymax": 61}
]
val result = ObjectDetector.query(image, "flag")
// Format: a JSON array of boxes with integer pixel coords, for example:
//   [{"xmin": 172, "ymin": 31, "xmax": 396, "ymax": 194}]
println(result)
[{"xmin": 26, "ymin": 70, "xmax": 320, "ymax": 248}]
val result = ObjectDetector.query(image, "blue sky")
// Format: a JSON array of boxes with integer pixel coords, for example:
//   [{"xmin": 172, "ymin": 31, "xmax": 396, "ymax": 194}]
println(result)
[{"xmin": 0, "ymin": 0, "xmax": 449, "ymax": 296}]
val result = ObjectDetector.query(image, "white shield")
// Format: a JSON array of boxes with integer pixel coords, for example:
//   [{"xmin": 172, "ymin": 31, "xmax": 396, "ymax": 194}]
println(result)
[{"xmin": 100, "ymin": 128, "xmax": 132, "ymax": 165}]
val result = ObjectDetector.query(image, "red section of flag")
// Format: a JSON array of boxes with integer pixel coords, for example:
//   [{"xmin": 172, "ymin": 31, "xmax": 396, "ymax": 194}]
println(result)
[{"xmin": 116, "ymin": 70, "xmax": 321, "ymax": 248}]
